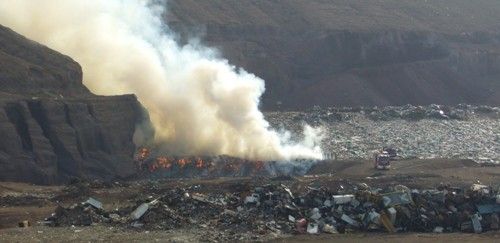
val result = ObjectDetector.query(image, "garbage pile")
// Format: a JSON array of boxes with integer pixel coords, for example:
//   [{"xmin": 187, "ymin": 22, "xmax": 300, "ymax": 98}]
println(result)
[
  {"xmin": 266, "ymin": 105, "xmax": 500, "ymax": 163},
  {"xmin": 43, "ymin": 198, "xmax": 108, "ymax": 227},
  {"xmin": 366, "ymin": 104, "xmax": 499, "ymax": 121},
  {"xmin": 286, "ymin": 104, "xmax": 500, "ymax": 123},
  {"xmin": 42, "ymin": 182, "xmax": 500, "ymax": 236}
]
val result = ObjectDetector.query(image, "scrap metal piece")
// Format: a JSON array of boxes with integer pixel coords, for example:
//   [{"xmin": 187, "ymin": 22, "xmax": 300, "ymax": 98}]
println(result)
[
  {"xmin": 310, "ymin": 208, "xmax": 322, "ymax": 221},
  {"xmin": 244, "ymin": 193, "xmax": 260, "ymax": 205},
  {"xmin": 130, "ymin": 203, "xmax": 149, "ymax": 220},
  {"xmin": 341, "ymin": 214, "xmax": 360, "ymax": 227},
  {"xmin": 281, "ymin": 184, "xmax": 294, "ymax": 198},
  {"xmin": 471, "ymin": 213, "xmax": 482, "ymax": 233},
  {"xmin": 85, "ymin": 197, "xmax": 103, "ymax": 210},
  {"xmin": 130, "ymin": 199, "xmax": 158, "ymax": 220},
  {"xmin": 477, "ymin": 204, "xmax": 500, "ymax": 215},
  {"xmin": 324, "ymin": 199, "xmax": 332, "ymax": 207},
  {"xmin": 191, "ymin": 193, "xmax": 225, "ymax": 206},
  {"xmin": 387, "ymin": 207, "xmax": 397, "ymax": 224},
  {"xmin": 332, "ymin": 195, "xmax": 355, "ymax": 205},
  {"xmin": 382, "ymin": 191, "xmax": 413, "ymax": 207}
]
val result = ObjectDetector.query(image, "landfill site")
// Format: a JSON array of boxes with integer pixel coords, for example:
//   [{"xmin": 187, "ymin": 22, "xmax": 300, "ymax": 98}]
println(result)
[
  {"xmin": 266, "ymin": 105, "xmax": 500, "ymax": 164},
  {"xmin": 1, "ymin": 105, "xmax": 500, "ymax": 242},
  {"xmin": 2, "ymin": 0, "xmax": 500, "ymax": 242}
]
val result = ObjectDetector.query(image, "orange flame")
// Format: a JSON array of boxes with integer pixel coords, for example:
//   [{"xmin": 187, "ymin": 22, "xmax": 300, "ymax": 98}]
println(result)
[
  {"xmin": 156, "ymin": 157, "xmax": 172, "ymax": 170},
  {"xmin": 178, "ymin": 158, "xmax": 188, "ymax": 168},
  {"xmin": 144, "ymin": 152, "xmax": 268, "ymax": 175},
  {"xmin": 147, "ymin": 156, "xmax": 173, "ymax": 172},
  {"xmin": 137, "ymin": 148, "xmax": 150, "ymax": 161},
  {"xmin": 196, "ymin": 158, "xmax": 204, "ymax": 169}
]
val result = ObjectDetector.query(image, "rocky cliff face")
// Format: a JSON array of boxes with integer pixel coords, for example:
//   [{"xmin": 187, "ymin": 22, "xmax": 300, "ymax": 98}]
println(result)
[
  {"xmin": 167, "ymin": 0, "xmax": 500, "ymax": 109},
  {"xmin": 0, "ymin": 25, "xmax": 88, "ymax": 98},
  {"xmin": 0, "ymin": 25, "xmax": 150, "ymax": 184}
]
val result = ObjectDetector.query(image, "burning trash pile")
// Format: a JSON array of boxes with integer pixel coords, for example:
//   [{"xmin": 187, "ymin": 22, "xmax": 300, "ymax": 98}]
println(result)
[
  {"xmin": 135, "ymin": 148, "xmax": 317, "ymax": 178},
  {"xmin": 41, "ymin": 182, "xmax": 500, "ymax": 239}
]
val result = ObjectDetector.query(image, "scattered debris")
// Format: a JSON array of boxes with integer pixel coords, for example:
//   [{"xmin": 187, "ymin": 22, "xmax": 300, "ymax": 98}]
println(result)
[
  {"xmin": 471, "ymin": 213, "xmax": 483, "ymax": 233},
  {"xmin": 379, "ymin": 212, "xmax": 396, "ymax": 233},
  {"xmin": 433, "ymin": 226, "xmax": 444, "ymax": 233},
  {"xmin": 18, "ymin": 220, "xmax": 31, "ymax": 228},
  {"xmin": 42, "ymin": 182, "xmax": 500, "ymax": 236},
  {"xmin": 477, "ymin": 204, "xmax": 500, "ymax": 215},
  {"xmin": 296, "ymin": 218, "xmax": 307, "ymax": 234},
  {"xmin": 307, "ymin": 223, "xmax": 319, "ymax": 234},
  {"xmin": 332, "ymin": 195, "xmax": 354, "ymax": 204},
  {"xmin": 323, "ymin": 224, "xmax": 338, "ymax": 234},
  {"xmin": 85, "ymin": 197, "xmax": 103, "ymax": 210},
  {"xmin": 341, "ymin": 214, "xmax": 360, "ymax": 228},
  {"xmin": 381, "ymin": 190, "xmax": 412, "ymax": 207},
  {"xmin": 130, "ymin": 203, "xmax": 150, "ymax": 220}
]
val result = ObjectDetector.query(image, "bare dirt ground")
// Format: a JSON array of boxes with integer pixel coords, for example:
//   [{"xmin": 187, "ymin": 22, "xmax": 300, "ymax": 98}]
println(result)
[{"xmin": 0, "ymin": 159, "xmax": 498, "ymax": 242}]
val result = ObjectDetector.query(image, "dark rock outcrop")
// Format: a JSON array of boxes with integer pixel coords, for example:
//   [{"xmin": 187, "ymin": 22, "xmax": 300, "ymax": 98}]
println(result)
[
  {"xmin": 0, "ymin": 25, "xmax": 88, "ymax": 98},
  {"xmin": 0, "ymin": 25, "xmax": 151, "ymax": 184},
  {"xmin": 167, "ymin": 0, "xmax": 500, "ymax": 109}
]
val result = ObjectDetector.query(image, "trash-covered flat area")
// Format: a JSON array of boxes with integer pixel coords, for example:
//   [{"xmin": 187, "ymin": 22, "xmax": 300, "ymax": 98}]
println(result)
[
  {"xmin": 266, "ymin": 105, "xmax": 500, "ymax": 163},
  {"xmin": 1, "ymin": 159, "xmax": 499, "ymax": 242}
]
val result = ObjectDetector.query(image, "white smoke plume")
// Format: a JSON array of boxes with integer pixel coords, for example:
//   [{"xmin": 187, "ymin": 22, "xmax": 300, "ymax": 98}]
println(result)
[{"xmin": 0, "ymin": 0, "xmax": 323, "ymax": 161}]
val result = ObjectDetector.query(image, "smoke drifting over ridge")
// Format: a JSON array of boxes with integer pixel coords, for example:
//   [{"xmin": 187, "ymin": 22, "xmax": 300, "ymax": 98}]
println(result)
[{"xmin": 0, "ymin": 0, "xmax": 323, "ymax": 160}]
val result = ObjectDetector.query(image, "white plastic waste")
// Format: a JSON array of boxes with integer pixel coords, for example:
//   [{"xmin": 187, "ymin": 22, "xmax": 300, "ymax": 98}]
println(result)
[
  {"xmin": 332, "ymin": 195, "xmax": 355, "ymax": 204},
  {"xmin": 307, "ymin": 223, "xmax": 319, "ymax": 234}
]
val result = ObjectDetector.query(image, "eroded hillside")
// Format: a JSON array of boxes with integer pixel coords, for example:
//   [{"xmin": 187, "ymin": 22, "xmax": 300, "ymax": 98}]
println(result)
[
  {"xmin": 0, "ymin": 25, "xmax": 150, "ymax": 184},
  {"xmin": 167, "ymin": 0, "xmax": 500, "ymax": 109}
]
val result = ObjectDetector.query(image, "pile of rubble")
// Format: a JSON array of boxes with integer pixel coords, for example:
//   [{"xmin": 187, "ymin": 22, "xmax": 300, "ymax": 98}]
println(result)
[
  {"xmin": 42, "ymin": 182, "xmax": 500, "ymax": 237},
  {"xmin": 266, "ymin": 105, "xmax": 500, "ymax": 163},
  {"xmin": 287, "ymin": 104, "xmax": 500, "ymax": 123}
]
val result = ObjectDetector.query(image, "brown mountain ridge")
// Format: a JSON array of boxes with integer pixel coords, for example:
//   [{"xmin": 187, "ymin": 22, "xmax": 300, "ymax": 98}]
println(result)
[{"xmin": 167, "ymin": 0, "xmax": 500, "ymax": 109}]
